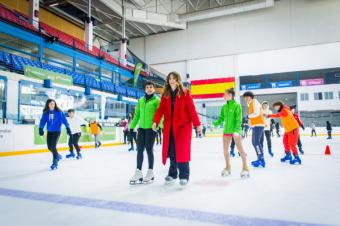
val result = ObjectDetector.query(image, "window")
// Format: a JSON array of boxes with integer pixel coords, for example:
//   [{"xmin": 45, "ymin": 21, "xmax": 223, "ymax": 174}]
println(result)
[
  {"xmin": 0, "ymin": 32, "xmax": 38, "ymax": 57},
  {"xmin": 324, "ymin": 92, "xmax": 334, "ymax": 100},
  {"xmin": 314, "ymin": 92, "xmax": 323, "ymax": 100},
  {"xmin": 300, "ymin": 93, "xmax": 309, "ymax": 101},
  {"xmin": 105, "ymin": 98, "xmax": 127, "ymax": 118},
  {"xmin": 76, "ymin": 59, "xmax": 99, "ymax": 75},
  {"xmin": 43, "ymin": 48, "xmax": 73, "ymax": 69},
  {"xmin": 102, "ymin": 67, "xmax": 112, "ymax": 80}
]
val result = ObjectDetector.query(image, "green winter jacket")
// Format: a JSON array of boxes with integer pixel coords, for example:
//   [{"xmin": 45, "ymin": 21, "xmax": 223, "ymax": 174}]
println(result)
[
  {"xmin": 130, "ymin": 95, "xmax": 160, "ymax": 129},
  {"xmin": 213, "ymin": 100, "xmax": 242, "ymax": 134}
]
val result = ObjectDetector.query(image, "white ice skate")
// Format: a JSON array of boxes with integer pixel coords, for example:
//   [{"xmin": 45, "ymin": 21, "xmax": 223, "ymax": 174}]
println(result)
[
  {"xmin": 164, "ymin": 176, "xmax": 176, "ymax": 185},
  {"xmin": 143, "ymin": 169, "xmax": 154, "ymax": 184},
  {"xmin": 240, "ymin": 170, "xmax": 250, "ymax": 179},
  {"xmin": 221, "ymin": 168, "xmax": 231, "ymax": 177},
  {"xmin": 179, "ymin": 179, "xmax": 188, "ymax": 188},
  {"xmin": 129, "ymin": 169, "xmax": 143, "ymax": 185}
]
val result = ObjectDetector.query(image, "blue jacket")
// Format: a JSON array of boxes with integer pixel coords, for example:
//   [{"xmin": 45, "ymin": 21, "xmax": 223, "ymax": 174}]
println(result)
[{"xmin": 39, "ymin": 110, "xmax": 70, "ymax": 132}]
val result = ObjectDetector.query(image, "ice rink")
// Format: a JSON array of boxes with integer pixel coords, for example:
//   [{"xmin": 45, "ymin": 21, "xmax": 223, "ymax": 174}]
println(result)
[{"xmin": 0, "ymin": 135, "xmax": 339, "ymax": 226}]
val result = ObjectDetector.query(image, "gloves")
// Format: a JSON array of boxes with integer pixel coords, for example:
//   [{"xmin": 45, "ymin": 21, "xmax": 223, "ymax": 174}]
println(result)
[
  {"xmin": 66, "ymin": 128, "xmax": 72, "ymax": 136},
  {"xmin": 301, "ymin": 124, "xmax": 305, "ymax": 130},
  {"xmin": 39, "ymin": 128, "xmax": 44, "ymax": 136}
]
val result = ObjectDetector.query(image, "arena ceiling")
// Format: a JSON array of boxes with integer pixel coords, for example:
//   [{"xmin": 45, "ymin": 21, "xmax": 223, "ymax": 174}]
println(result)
[{"xmin": 41, "ymin": 0, "xmax": 274, "ymax": 42}]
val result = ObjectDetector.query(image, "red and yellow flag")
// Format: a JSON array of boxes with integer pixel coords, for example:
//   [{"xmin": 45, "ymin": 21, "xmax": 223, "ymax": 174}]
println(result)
[{"xmin": 190, "ymin": 77, "xmax": 235, "ymax": 99}]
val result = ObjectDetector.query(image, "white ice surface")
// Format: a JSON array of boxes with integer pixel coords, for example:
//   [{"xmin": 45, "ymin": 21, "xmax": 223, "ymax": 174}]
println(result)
[{"xmin": 0, "ymin": 136, "xmax": 339, "ymax": 226}]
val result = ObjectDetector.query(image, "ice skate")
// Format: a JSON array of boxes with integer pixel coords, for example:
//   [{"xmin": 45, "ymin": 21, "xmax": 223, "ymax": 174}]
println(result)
[
  {"xmin": 221, "ymin": 168, "xmax": 231, "ymax": 177},
  {"xmin": 299, "ymin": 147, "xmax": 304, "ymax": 155},
  {"xmin": 128, "ymin": 147, "xmax": 134, "ymax": 151},
  {"xmin": 251, "ymin": 158, "xmax": 266, "ymax": 168},
  {"xmin": 179, "ymin": 179, "xmax": 188, "ymax": 187},
  {"xmin": 66, "ymin": 152, "xmax": 75, "ymax": 158},
  {"xmin": 268, "ymin": 148, "xmax": 274, "ymax": 157},
  {"xmin": 290, "ymin": 154, "xmax": 302, "ymax": 165},
  {"xmin": 143, "ymin": 169, "xmax": 154, "ymax": 184},
  {"xmin": 129, "ymin": 169, "xmax": 143, "ymax": 185},
  {"xmin": 240, "ymin": 169, "xmax": 250, "ymax": 179},
  {"xmin": 57, "ymin": 154, "xmax": 62, "ymax": 161},
  {"xmin": 281, "ymin": 152, "xmax": 292, "ymax": 163},
  {"xmin": 76, "ymin": 153, "xmax": 82, "ymax": 160},
  {"xmin": 50, "ymin": 160, "xmax": 58, "ymax": 170},
  {"xmin": 230, "ymin": 149, "xmax": 235, "ymax": 157},
  {"xmin": 164, "ymin": 176, "xmax": 176, "ymax": 185}
]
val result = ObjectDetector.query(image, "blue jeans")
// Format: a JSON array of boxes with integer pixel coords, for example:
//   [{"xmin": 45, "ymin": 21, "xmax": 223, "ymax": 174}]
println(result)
[{"xmin": 252, "ymin": 126, "xmax": 264, "ymax": 159}]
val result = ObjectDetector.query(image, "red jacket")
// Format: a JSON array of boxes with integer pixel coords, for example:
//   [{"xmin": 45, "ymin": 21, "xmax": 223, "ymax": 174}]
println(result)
[
  {"xmin": 292, "ymin": 112, "xmax": 303, "ymax": 127},
  {"xmin": 153, "ymin": 89, "xmax": 200, "ymax": 164}
]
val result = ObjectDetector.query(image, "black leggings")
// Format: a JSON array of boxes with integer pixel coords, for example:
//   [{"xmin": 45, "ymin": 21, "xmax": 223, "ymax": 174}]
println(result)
[
  {"xmin": 136, "ymin": 129, "xmax": 156, "ymax": 170},
  {"xmin": 47, "ymin": 131, "xmax": 61, "ymax": 162},
  {"xmin": 260, "ymin": 130, "xmax": 272, "ymax": 151},
  {"xmin": 69, "ymin": 133, "xmax": 81, "ymax": 154},
  {"xmin": 130, "ymin": 131, "xmax": 137, "ymax": 149}
]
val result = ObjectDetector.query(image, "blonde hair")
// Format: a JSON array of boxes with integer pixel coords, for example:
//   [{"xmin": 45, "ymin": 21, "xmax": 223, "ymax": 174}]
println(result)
[{"xmin": 162, "ymin": 71, "xmax": 186, "ymax": 98}]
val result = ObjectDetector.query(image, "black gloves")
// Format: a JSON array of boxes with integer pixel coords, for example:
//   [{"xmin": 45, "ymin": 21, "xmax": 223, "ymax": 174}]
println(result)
[
  {"xmin": 66, "ymin": 128, "xmax": 72, "ymax": 136},
  {"xmin": 39, "ymin": 128, "xmax": 44, "ymax": 136}
]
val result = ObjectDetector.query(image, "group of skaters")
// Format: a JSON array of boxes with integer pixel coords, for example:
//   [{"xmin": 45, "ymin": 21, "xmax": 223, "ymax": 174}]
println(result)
[
  {"xmin": 38, "ymin": 100, "xmax": 103, "ymax": 170},
  {"xmin": 38, "ymin": 71, "xmax": 334, "ymax": 187}
]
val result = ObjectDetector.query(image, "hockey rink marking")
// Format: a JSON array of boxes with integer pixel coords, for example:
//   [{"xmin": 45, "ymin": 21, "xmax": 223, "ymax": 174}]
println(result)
[{"xmin": 0, "ymin": 187, "xmax": 329, "ymax": 226}]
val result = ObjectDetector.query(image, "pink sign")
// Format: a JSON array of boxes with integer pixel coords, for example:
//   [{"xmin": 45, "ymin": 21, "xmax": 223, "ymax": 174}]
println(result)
[{"xmin": 300, "ymin": 78, "xmax": 324, "ymax": 86}]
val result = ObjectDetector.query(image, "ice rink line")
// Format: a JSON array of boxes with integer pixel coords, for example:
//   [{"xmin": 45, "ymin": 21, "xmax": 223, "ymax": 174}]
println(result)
[{"xmin": 0, "ymin": 187, "xmax": 329, "ymax": 226}]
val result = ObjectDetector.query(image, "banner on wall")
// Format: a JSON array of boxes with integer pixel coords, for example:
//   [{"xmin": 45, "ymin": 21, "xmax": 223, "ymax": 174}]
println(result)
[
  {"xmin": 24, "ymin": 65, "xmax": 73, "ymax": 86},
  {"xmin": 190, "ymin": 77, "xmax": 235, "ymax": 99},
  {"xmin": 133, "ymin": 63, "xmax": 143, "ymax": 88},
  {"xmin": 269, "ymin": 80, "xmax": 293, "ymax": 88},
  {"xmin": 300, "ymin": 78, "xmax": 324, "ymax": 86},
  {"xmin": 33, "ymin": 126, "xmax": 116, "ymax": 145},
  {"xmin": 240, "ymin": 83, "xmax": 262, "ymax": 91}
]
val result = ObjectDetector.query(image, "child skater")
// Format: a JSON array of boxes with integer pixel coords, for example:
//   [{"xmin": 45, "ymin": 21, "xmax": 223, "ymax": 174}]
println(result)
[
  {"xmin": 39, "ymin": 99, "xmax": 71, "ymax": 170},
  {"xmin": 127, "ymin": 112, "xmax": 137, "ymax": 151},
  {"xmin": 267, "ymin": 101, "xmax": 302, "ymax": 165},
  {"xmin": 290, "ymin": 106, "xmax": 305, "ymax": 154},
  {"xmin": 261, "ymin": 101, "xmax": 274, "ymax": 157},
  {"xmin": 66, "ymin": 109, "xmax": 86, "ymax": 159},
  {"xmin": 243, "ymin": 92, "xmax": 266, "ymax": 168},
  {"xmin": 89, "ymin": 120, "xmax": 102, "ymax": 149},
  {"xmin": 129, "ymin": 82, "xmax": 160, "ymax": 185},
  {"xmin": 152, "ymin": 72, "xmax": 201, "ymax": 187},
  {"xmin": 213, "ymin": 88, "xmax": 250, "ymax": 178}
]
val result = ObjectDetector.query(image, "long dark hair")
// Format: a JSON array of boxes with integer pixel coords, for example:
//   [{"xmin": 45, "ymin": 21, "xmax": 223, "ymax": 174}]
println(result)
[
  {"xmin": 43, "ymin": 99, "xmax": 61, "ymax": 113},
  {"xmin": 162, "ymin": 71, "xmax": 186, "ymax": 98}
]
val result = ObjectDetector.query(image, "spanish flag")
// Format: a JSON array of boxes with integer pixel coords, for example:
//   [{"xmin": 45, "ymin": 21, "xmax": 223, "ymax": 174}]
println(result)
[{"xmin": 190, "ymin": 77, "xmax": 235, "ymax": 99}]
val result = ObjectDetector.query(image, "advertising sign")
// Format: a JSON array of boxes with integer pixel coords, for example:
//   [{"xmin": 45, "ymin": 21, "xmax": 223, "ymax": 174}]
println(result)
[{"xmin": 300, "ymin": 78, "xmax": 324, "ymax": 86}]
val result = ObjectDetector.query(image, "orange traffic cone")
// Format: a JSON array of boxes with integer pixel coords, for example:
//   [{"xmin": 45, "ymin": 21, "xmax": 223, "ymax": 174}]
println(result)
[{"xmin": 325, "ymin": 145, "xmax": 331, "ymax": 155}]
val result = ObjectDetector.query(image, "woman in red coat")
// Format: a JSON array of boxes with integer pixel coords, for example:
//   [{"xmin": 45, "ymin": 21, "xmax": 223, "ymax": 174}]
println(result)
[{"xmin": 152, "ymin": 72, "xmax": 201, "ymax": 187}]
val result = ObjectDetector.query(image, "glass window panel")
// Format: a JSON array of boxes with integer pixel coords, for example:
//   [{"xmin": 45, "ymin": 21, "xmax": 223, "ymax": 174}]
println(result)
[
  {"xmin": 43, "ymin": 48, "xmax": 73, "ymax": 68},
  {"xmin": 105, "ymin": 98, "xmax": 126, "ymax": 119},
  {"xmin": 76, "ymin": 59, "xmax": 99, "ymax": 75},
  {"xmin": 0, "ymin": 32, "xmax": 38, "ymax": 57}
]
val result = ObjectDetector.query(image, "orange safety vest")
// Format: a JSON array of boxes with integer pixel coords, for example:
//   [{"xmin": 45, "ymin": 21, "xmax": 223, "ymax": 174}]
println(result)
[
  {"xmin": 248, "ymin": 99, "xmax": 265, "ymax": 126},
  {"xmin": 280, "ymin": 107, "xmax": 299, "ymax": 132},
  {"xmin": 89, "ymin": 123, "xmax": 100, "ymax": 135}
]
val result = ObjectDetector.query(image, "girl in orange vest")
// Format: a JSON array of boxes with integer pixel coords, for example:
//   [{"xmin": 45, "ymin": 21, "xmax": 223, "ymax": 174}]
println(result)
[
  {"xmin": 243, "ymin": 91, "xmax": 266, "ymax": 168},
  {"xmin": 89, "ymin": 120, "xmax": 102, "ymax": 149},
  {"xmin": 267, "ymin": 101, "xmax": 301, "ymax": 165}
]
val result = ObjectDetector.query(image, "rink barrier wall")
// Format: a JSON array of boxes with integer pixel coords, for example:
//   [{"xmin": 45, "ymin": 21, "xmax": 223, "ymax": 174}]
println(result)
[{"xmin": 0, "ymin": 142, "xmax": 124, "ymax": 157}]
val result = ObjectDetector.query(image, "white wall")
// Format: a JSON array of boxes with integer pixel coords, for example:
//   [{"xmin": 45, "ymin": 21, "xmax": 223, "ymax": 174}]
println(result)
[{"xmin": 129, "ymin": 0, "xmax": 340, "ymax": 78}]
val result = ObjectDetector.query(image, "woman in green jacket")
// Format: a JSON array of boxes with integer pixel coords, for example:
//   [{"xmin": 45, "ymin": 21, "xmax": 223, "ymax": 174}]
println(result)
[
  {"xmin": 213, "ymin": 88, "xmax": 249, "ymax": 179},
  {"xmin": 129, "ymin": 82, "xmax": 160, "ymax": 185}
]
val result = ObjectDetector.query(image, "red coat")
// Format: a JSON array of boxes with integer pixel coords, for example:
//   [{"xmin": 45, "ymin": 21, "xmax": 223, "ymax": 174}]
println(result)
[{"xmin": 153, "ymin": 89, "xmax": 201, "ymax": 164}]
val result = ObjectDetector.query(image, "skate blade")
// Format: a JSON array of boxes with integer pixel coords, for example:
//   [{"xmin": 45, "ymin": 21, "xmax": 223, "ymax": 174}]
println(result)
[
  {"xmin": 241, "ymin": 174, "xmax": 250, "ymax": 179},
  {"xmin": 143, "ymin": 178, "xmax": 154, "ymax": 184},
  {"xmin": 129, "ymin": 179, "xmax": 143, "ymax": 185}
]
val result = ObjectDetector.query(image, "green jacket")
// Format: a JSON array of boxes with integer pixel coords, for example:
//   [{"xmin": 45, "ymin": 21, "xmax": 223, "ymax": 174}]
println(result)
[
  {"xmin": 213, "ymin": 100, "xmax": 242, "ymax": 134},
  {"xmin": 130, "ymin": 95, "xmax": 160, "ymax": 129}
]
